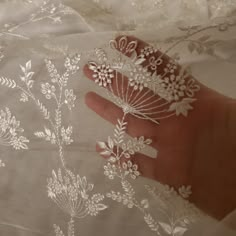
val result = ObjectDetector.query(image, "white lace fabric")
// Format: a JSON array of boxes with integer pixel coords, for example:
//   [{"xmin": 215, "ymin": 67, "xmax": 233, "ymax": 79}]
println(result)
[{"xmin": 0, "ymin": 0, "xmax": 236, "ymax": 236}]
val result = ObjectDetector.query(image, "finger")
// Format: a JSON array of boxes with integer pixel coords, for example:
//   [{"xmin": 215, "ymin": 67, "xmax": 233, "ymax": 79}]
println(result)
[
  {"xmin": 85, "ymin": 91, "xmax": 158, "ymax": 142},
  {"xmin": 96, "ymin": 142, "xmax": 189, "ymax": 186},
  {"xmin": 115, "ymin": 36, "xmax": 229, "ymax": 105},
  {"xmin": 83, "ymin": 63, "xmax": 161, "ymax": 105},
  {"xmin": 84, "ymin": 64, "xmax": 170, "ymax": 123}
]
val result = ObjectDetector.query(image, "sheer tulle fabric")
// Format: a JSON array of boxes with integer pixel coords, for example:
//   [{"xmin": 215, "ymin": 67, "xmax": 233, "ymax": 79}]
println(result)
[{"xmin": 0, "ymin": 0, "xmax": 235, "ymax": 235}]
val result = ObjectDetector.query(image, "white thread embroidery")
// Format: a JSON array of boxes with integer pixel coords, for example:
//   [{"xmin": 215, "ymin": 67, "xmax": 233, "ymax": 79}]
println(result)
[
  {"xmin": 88, "ymin": 36, "xmax": 200, "ymax": 125},
  {"xmin": 0, "ymin": 0, "xmax": 75, "ymax": 40},
  {"xmin": 0, "ymin": 107, "xmax": 29, "ymax": 150},
  {"xmin": 0, "ymin": 57, "xmax": 107, "ymax": 235},
  {"xmin": 144, "ymin": 184, "xmax": 201, "ymax": 235},
  {"xmin": 88, "ymin": 36, "xmax": 203, "ymax": 235},
  {"xmin": 48, "ymin": 169, "xmax": 107, "ymax": 218}
]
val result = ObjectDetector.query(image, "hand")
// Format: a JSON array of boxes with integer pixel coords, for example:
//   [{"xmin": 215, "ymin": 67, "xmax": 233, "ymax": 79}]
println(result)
[{"xmin": 83, "ymin": 36, "xmax": 236, "ymax": 219}]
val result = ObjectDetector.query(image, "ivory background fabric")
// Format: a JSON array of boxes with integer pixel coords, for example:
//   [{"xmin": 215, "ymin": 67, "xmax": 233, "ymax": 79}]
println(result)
[{"xmin": 0, "ymin": 0, "xmax": 236, "ymax": 236}]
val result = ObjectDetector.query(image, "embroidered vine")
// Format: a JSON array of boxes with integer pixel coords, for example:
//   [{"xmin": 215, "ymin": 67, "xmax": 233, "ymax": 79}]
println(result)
[
  {"xmin": 0, "ymin": 107, "xmax": 29, "ymax": 150},
  {"xmin": 0, "ymin": 0, "xmax": 75, "ymax": 40},
  {"xmin": 87, "ymin": 36, "xmax": 204, "ymax": 235},
  {"xmin": 0, "ymin": 56, "xmax": 107, "ymax": 236}
]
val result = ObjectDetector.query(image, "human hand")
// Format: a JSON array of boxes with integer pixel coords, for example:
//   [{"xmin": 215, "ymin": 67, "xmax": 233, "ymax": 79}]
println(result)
[{"xmin": 83, "ymin": 36, "xmax": 236, "ymax": 219}]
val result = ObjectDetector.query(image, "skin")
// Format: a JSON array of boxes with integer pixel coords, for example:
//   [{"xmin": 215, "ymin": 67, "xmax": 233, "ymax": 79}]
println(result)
[{"xmin": 83, "ymin": 36, "xmax": 236, "ymax": 219}]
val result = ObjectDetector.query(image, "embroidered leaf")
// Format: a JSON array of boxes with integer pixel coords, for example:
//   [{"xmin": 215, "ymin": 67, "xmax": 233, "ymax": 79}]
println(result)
[
  {"xmin": 0, "ymin": 77, "xmax": 17, "ymax": 88},
  {"xmin": 20, "ymin": 93, "xmax": 29, "ymax": 102},
  {"xmin": 100, "ymin": 150, "xmax": 111, "ymax": 156},
  {"xmin": 35, "ymin": 127, "xmax": 56, "ymax": 144},
  {"xmin": 168, "ymin": 98, "xmax": 196, "ymax": 117},
  {"xmin": 26, "ymin": 60, "xmax": 31, "ymax": 71},
  {"xmin": 159, "ymin": 222, "xmax": 172, "ymax": 234},
  {"xmin": 173, "ymin": 226, "xmax": 187, "ymax": 236},
  {"xmin": 114, "ymin": 119, "xmax": 127, "ymax": 144},
  {"xmin": 34, "ymin": 132, "xmax": 46, "ymax": 138},
  {"xmin": 121, "ymin": 180, "xmax": 135, "ymax": 197},
  {"xmin": 107, "ymin": 136, "xmax": 114, "ymax": 149},
  {"xmin": 37, "ymin": 100, "xmax": 50, "ymax": 119},
  {"xmin": 135, "ymin": 58, "xmax": 146, "ymax": 65},
  {"xmin": 97, "ymin": 141, "xmax": 107, "ymax": 149},
  {"xmin": 55, "ymin": 109, "xmax": 61, "ymax": 128},
  {"xmin": 96, "ymin": 203, "xmax": 107, "ymax": 211},
  {"xmin": 144, "ymin": 214, "xmax": 160, "ymax": 233},
  {"xmin": 95, "ymin": 48, "xmax": 107, "ymax": 62},
  {"xmin": 178, "ymin": 185, "xmax": 192, "ymax": 199}
]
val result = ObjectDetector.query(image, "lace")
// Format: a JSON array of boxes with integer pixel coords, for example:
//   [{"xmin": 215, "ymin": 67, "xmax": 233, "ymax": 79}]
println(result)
[{"xmin": 0, "ymin": 1, "xmax": 235, "ymax": 236}]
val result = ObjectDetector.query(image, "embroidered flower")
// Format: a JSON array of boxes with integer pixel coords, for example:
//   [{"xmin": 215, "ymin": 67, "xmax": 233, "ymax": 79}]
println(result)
[
  {"xmin": 88, "ymin": 62, "xmax": 114, "ymax": 87},
  {"xmin": 0, "ymin": 108, "xmax": 29, "ymax": 150},
  {"xmin": 64, "ymin": 54, "xmax": 80, "ymax": 74},
  {"xmin": 122, "ymin": 160, "xmax": 140, "ymax": 179},
  {"xmin": 104, "ymin": 163, "xmax": 117, "ymax": 179},
  {"xmin": 164, "ymin": 60, "xmax": 178, "ymax": 74},
  {"xmin": 10, "ymin": 136, "xmax": 29, "ymax": 150},
  {"xmin": 168, "ymin": 98, "xmax": 196, "ymax": 117},
  {"xmin": 178, "ymin": 185, "xmax": 192, "ymax": 199},
  {"xmin": 47, "ymin": 169, "xmax": 107, "ymax": 218},
  {"xmin": 61, "ymin": 126, "xmax": 73, "ymax": 145},
  {"xmin": 161, "ymin": 74, "xmax": 186, "ymax": 101},
  {"xmin": 129, "ymin": 66, "xmax": 151, "ymax": 91},
  {"xmin": 140, "ymin": 46, "xmax": 158, "ymax": 57},
  {"xmin": 64, "ymin": 89, "xmax": 76, "ymax": 110},
  {"xmin": 86, "ymin": 198, "xmax": 107, "ymax": 216},
  {"xmin": 41, "ymin": 83, "xmax": 56, "ymax": 99}
]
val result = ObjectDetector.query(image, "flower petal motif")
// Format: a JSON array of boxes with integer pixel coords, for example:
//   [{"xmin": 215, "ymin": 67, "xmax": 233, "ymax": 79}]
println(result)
[
  {"xmin": 0, "ymin": 107, "xmax": 29, "ymax": 150},
  {"xmin": 104, "ymin": 163, "xmax": 117, "ymax": 179},
  {"xmin": 89, "ymin": 36, "xmax": 200, "ymax": 125},
  {"xmin": 178, "ymin": 185, "xmax": 192, "ymax": 199},
  {"xmin": 47, "ymin": 169, "xmax": 107, "ymax": 218},
  {"xmin": 122, "ymin": 160, "xmax": 140, "ymax": 179},
  {"xmin": 41, "ymin": 83, "xmax": 56, "ymax": 99},
  {"xmin": 88, "ymin": 62, "xmax": 114, "ymax": 87},
  {"xmin": 168, "ymin": 98, "xmax": 196, "ymax": 117},
  {"xmin": 129, "ymin": 65, "xmax": 151, "ymax": 91}
]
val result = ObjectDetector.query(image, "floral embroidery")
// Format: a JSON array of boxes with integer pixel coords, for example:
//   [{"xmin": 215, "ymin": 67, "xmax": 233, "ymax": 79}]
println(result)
[
  {"xmin": 87, "ymin": 35, "xmax": 204, "ymax": 235},
  {"xmin": 88, "ymin": 36, "xmax": 201, "ymax": 125},
  {"xmin": 0, "ymin": 56, "xmax": 107, "ymax": 236},
  {"xmin": 41, "ymin": 83, "xmax": 56, "ymax": 99},
  {"xmin": 64, "ymin": 89, "xmax": 76, "ymax": 110},
  {"xmin": 54, "ymin": 218, "xmax": 75, "ymax": 236},
  {"xmin": 88, "ymin": 62, "xmax": 114, "ymax": 87},
  {"xmin": 144, "ymin": 184, "xmax": 201, "ymax": 235},
  {"xmin": 0, "ymin": 0, "xmax": 76, "ymax": 40},
  {"xmin": 48, "ymin": 169, "xmax": 107, "ymax": 218},
  {"xmin": 168, "ymin": 98, "xmax": 196, "ymax": 117},
  {"xmin": 122, "ymin": 160, "xmax": 140, "ymax": 180},
  {"xmin": 129, "ymin": 66, "xmax": 151, "ymax": 91},
  {"xmin": 0, "ymin": 107, "xmax": 29, "ymax": 150}
]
